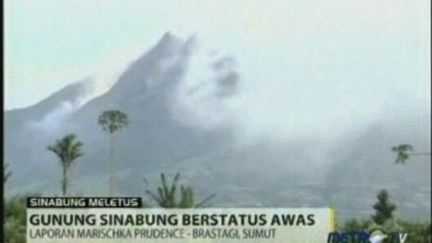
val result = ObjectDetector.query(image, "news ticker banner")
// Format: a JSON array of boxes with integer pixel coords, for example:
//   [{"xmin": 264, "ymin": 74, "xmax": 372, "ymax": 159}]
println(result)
[{"xmin": 27, "ymin": 197, "xmax": 336, "ymax": 243}]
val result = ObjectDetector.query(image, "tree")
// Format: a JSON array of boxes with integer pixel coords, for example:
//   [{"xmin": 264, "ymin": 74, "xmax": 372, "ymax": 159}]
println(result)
[
  {"xmin": 145, "ymin": 172, "xmax": 215, "ymax": 208},
  {"xmin": 98, "ymin": 110, "xmax": 129, "ymax": 196},
  {"xmin": 372, "ymin": 190, "xmax": 396, "ymax": 225},
  {"xmin": 392, "ymin": 144, "xmax": 431, "ymax": 164},
  {"xmin": 4, "ymin": 163, "xmax": 12, "ymax": 184},
  {"xmin": 3, "ymin": 163, "xmax": 12, "ymax": 217},
  {"xmin": 47, "ymin": 134, "xmax": 84, "ymax": 196},
  {"xmin": 392, "ymin": 144, "xmax": 414, "ymax": 164}
]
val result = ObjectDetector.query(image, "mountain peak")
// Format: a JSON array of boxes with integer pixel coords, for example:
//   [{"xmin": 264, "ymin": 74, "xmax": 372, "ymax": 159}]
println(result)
[
  {"xmin": 159, "ymin": 32, "xmax": 177, "ymax": 43},
  {"xmin": 102, "ymin": 32, "xmax": 194, "ymax": 101},
  {"xmin": 154, "ymin": 32, "xmax": 183, "ymax": 51}
]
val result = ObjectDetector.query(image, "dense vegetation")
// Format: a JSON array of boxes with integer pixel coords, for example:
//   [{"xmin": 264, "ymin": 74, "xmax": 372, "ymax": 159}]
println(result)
[{"xmin": 4, "ymin": 195, "xmax": 33, "ymax": 243}]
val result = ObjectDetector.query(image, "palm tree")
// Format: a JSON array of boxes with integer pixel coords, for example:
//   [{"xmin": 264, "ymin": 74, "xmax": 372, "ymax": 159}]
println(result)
[
  {"xmin": 392, "ymin": 144, "xmax": 414, "ymax": 164},
  {"xmin": 392, "ymin": 144, "xmax": 431, "ymax": 164},
  {"xmin": 47, "ymin": 134, "xmax": 84, "ymax": 196},
  {"xmin": 145, "ymin": 172, "xmax": 215, "ymax": 208},
  {"xmin": 98, "ymin": 110, "xmax": 129, "ymax": 196}
]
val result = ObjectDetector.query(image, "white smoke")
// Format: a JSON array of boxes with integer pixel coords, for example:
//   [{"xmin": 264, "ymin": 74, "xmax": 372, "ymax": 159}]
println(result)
[
  {"xmin": 171, "ymin": 39, "xmax": 239, "ymax": 131},
  {"xmin": 26, "ymin": 79, "xmax": 96, "ymax": 133},
  {"xmin": 170, "ymin": 38, "xmax": 361, "ymax": 143},
  {"xmin": 27, "ymin": 101, "xmax": 79, "ymax": 133}
]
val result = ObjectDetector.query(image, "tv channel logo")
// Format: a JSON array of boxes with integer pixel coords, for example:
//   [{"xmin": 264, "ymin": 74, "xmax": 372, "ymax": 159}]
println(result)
[{"xmin": 327, "ymin": 227, "xmax": 408, "ymax": 243}]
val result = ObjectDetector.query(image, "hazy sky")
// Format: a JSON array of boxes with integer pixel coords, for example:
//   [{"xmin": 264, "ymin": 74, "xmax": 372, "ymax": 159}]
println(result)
[{"xmin": 4, "ymin": 0, "xmax": 430, "ymax": 116}]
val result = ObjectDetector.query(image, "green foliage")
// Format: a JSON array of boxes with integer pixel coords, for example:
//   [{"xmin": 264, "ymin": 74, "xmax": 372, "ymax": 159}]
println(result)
[
  {"xmin": 397, "ymin": 220, "xmax": 431, "ymax": 243},
  {"xmin": 372, "ymin": 189, "xmax": 397, "ymax": 225},
  {"xmin": 392, "ymin": 144, "xmax": 414, "ymax": 164},
  {"xmin": 342, "ymin": 218, "xmax": 373, "ymax": 232},
  {"xmin": 4, "ymin": 223, "xmax": 25, "ymax": 243},
  {"xmin": 98, "ymin": 110, "xmax": 129, "ymax": 133},
  {"xmin": 4, "ymin": 194, "xmax": 39, "ymax": 243},
  {"xmin": 47, "ymin": 134, "xmax": 84, "ymax": 196},
  {"xmin": 47, "ymin": 134, "xmax": 84, "ymax": 167},
  {"xmin": 146, "ymin": 172, "xmax": 215, "ymax": 208},
  {"xmin": 4, "ymin": 196, "xmax": 26, "ymax": 225}
]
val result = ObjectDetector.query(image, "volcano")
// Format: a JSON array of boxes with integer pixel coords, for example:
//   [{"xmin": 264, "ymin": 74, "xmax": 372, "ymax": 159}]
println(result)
[{"xmin": 4, "ymin": 33, "xmax": 430, "ymax": 220}]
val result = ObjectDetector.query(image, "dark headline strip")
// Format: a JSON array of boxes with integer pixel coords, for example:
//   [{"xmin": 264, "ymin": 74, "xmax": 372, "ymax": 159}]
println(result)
[{"xmin": 27, "ymin": 197, "xmax": 142, "ymax": 208}]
